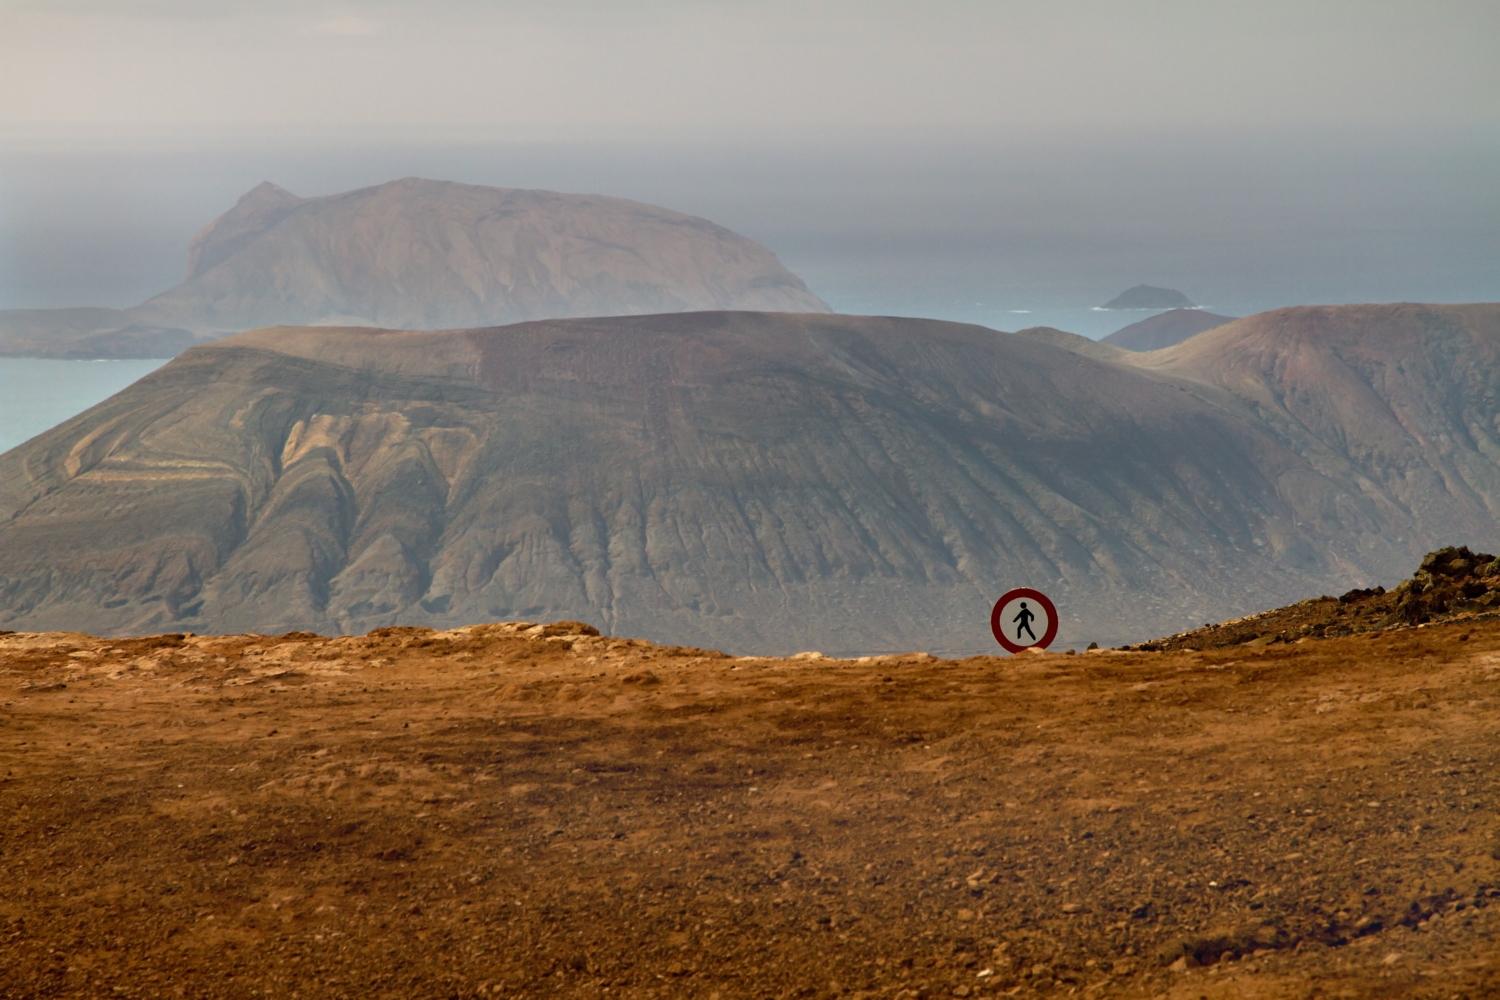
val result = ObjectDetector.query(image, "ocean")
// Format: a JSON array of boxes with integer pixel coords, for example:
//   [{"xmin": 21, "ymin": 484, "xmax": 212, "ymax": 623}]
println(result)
[{"xmin": 0, "ymin": 358, "xmax": 169, "ymax": 455}]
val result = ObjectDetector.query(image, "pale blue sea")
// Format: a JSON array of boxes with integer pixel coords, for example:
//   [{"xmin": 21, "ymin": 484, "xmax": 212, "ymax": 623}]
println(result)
[{"xmin": 0, "ymin": 358, "xmax": 169, "ymax": 455}]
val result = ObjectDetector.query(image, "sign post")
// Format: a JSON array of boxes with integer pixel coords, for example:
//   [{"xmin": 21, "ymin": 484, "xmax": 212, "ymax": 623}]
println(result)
[{"xmin": 990, "ymin": 588, "xmax": 1059, "ymax": 653}]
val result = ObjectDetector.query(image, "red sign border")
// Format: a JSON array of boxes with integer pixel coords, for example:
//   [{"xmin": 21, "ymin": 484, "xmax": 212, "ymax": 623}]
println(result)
[{"xmin": 990, "ymin": 587, "xmax": 1059, "ymax": 654}]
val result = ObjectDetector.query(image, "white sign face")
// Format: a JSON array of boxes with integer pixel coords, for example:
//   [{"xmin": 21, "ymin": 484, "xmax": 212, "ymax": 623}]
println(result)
[{"xmin": 994, "ymin": 594, "xmax": 1051, "ymax": 649}]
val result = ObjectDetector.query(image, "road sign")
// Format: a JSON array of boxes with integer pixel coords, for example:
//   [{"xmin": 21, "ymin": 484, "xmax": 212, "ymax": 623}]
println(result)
[{"xmin": 990, "ymin": 588, "xmax": 1059, "ymax": 653}]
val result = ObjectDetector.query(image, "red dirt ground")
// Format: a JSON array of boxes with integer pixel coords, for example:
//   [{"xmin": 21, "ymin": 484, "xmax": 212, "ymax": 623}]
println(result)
[{"xmin": 2, "ymin": 616, "xmax": 1497, "ymax": 999}]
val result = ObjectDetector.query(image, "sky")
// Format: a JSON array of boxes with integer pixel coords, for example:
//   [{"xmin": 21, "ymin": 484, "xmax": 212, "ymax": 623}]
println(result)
[{"xmin": 2, "ymin": 0, "xmax": 1497, "ymax": 335}]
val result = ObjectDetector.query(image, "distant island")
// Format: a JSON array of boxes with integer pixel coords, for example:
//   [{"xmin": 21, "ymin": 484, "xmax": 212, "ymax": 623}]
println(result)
[
  {"xmin": 0, "ymin": 178, "xmax": 828, "ymax": 359},
  {"xmin": 1100, "ymin": 285, "xmax": 1195, "ymax": 310}
]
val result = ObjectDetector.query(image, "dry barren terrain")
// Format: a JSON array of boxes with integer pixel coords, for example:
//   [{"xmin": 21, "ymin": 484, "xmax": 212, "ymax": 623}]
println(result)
[{"xmin": 2, "ymin": 615, "xmax": 1497, "ymax": 999}]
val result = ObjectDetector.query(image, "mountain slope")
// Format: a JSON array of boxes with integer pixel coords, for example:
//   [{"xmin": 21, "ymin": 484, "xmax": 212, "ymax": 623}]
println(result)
[
  {"xmin": 183, "ymin": 181, "xmax": 305, "ymax": 280},
  {"xmin": 1, "ymin": 179, "xmax": 828, "ymax": 357},
  {"xmin": 1014, "ymin": 325, "xmax": 1131, "ymax": 363},
  {"xmin": 1132, "ymin": 303, "xmax": 1500, "ymax": 560},
  {"xmin": 5, "ymin": 305, "xmax": 1497, "ymax": 653},
  {"xmin": 0, "ymin": 311, "xmax": 1370, "ymax": 653},
  {"xmin": 1103, "ymin": 308, "xmax": 1237, "ymax": 351}
]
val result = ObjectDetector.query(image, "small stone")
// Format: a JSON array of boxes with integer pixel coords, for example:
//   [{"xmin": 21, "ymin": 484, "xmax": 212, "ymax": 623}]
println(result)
[
  {"xmin": 1169, "ymin": 956, "xmax": 1189, "ymax": 973},
  {"xmin": 957, "ymin": 908, "xmax": 975, "ymax": 921},
  {"xmin": 1061, "ymin": 902, "xmax": 1083, "ymax": 914},
  {"xmin": 952, "ymin": 987, "xmax": 971, "ymax": 998}
]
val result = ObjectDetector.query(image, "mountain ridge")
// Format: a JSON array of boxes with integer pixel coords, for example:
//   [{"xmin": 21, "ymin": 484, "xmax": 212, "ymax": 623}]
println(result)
[
  {"xmin": 184, "ymin": 180, "xmax": 305, "ymax": 280},
  {"xmin": 5, "ymin": 304, "xmax": 1497, "ymax": 653},
  {"xmin": 1103, "ymin": 308, "xmax": 1237, "ymax": 351},
  {"xmin": 1, "ymin": 178, "xmax": 828, "ymax": 358}
]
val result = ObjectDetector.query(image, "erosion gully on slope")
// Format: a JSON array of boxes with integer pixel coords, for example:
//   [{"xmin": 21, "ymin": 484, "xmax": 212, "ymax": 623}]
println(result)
[{"xmin": 1, "ymin": 617, "xmax": 1497, "ymax": 1000}]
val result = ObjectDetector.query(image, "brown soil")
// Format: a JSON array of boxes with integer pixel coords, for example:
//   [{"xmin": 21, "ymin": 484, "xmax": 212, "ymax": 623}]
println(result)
[{"xmin": 2, "ymin": 616, "xmax": 1497, "ymax": 1000}]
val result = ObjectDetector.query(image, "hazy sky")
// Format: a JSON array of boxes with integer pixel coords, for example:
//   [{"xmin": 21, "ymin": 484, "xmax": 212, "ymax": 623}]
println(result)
[
  {"xmin": 2, "ymin": 1, "xmax": 1497, "ymax": 333},
  {"xmin": 4, "ymin": 0, "xmax": 1496, "ymax": 141}
]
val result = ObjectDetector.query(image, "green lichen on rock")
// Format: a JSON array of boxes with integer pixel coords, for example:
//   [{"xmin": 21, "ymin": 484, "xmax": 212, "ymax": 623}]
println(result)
[{"xmin": 1396, "ymin": 545, "xmax": 1500, "ymax": 624}]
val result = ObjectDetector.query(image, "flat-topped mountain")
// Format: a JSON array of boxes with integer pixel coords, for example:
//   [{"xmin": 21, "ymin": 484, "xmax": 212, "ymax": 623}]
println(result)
[
  {"xmin": 5, "ymin": 305, "xmax": 1498, "ymax": 653},
  {"xmin": 0, "ymin": 179, "xmax": 828, "ymax": 358},
  {"xmin": 1103, "ymin": 307, "xmax": 1237, "ymax": 351},
  {"xmin": 1100, "ymin": 284, "xmax": 1194, "ymax": 310}
]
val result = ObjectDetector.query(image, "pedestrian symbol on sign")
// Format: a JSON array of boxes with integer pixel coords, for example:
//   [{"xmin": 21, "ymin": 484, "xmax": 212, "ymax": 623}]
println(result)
[
  {"xmin": 1012, "ymin": 601, "xmax": 1037, "ymax": 641},
  {"xmin": 990, "ymin": 588, "xmax": 1059, "ymax": 653}
]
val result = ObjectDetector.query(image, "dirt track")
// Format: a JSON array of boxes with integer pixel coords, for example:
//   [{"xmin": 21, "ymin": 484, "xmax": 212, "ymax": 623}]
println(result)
[{"xmin": 1, "ymin": 619, "xmax": 1497, "ymax": 999}]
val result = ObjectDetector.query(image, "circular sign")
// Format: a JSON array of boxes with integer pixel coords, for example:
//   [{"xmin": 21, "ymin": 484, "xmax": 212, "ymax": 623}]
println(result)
[{"xmin": 990, "ymin": 588, "xmax": 1059, "ymax": 653}]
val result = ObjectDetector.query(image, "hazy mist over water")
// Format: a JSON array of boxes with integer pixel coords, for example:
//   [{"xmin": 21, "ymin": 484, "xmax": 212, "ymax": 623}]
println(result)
[
  {"xmin": 9, "ymin": 128, "xmax": 1495, "ymax": 454},
  {"xmin": 3, "ymin": 130, "xmax": 1497, "ymax": 340}
]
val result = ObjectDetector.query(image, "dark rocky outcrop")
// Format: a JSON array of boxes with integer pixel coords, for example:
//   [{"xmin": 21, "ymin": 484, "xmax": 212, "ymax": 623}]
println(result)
[{"xmin": 1122, "ymin": 545, "xmax": 1500, "ymax": 651}]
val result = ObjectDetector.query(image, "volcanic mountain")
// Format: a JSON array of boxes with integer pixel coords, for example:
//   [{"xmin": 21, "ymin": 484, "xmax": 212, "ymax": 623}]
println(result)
[
  {"xmin": 4, "ymin": 304, "xmax": 1498, "ymax": 653},
  {"xmin": 0, "ymin": 178, "xmax": 828, "ymax": 358},
  {"xmin": 1102, "ymin": 307, "xmax": 1237, "ymax": 351},
  {"xmin": 1098, "ymin": 284, "xmax": 1194, "ymax": 310}
]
